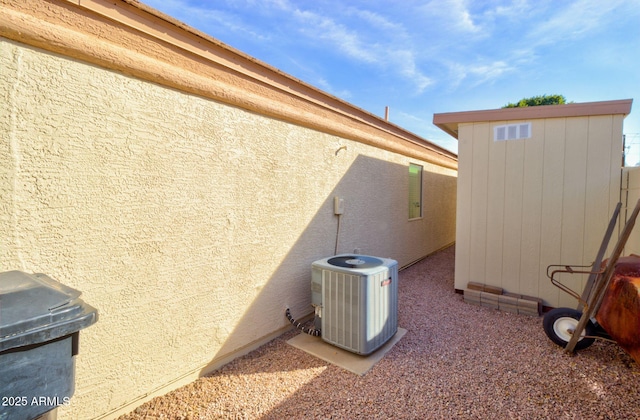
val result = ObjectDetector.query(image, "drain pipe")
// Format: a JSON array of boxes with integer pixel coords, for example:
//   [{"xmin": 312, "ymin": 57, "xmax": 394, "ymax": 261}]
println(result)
[
  {"xmin": 334, "ymin": 213, "xmax": 342, "ymax": 255},
  {"xmin": 334, "ymin": 196, "xmax": 344, "ymax": 254}
]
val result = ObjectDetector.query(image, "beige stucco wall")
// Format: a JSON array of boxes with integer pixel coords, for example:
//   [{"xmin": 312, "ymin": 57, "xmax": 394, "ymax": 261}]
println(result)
[
  {"xmin": 455, "ymin": 115, "xmax": 623, "ymax": 309},
  {"xmin": 1, "ymin": 27, "xmax": 456, "ymax": 420}
]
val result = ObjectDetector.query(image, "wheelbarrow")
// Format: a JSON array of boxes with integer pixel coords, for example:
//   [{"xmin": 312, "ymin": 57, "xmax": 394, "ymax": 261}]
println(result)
[{"xmin": 543, "ymin": 199, "xmax": 640, "ymax": 363}]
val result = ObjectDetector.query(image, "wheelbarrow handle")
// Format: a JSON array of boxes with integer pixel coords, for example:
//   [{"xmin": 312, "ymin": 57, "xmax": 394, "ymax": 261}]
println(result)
[
  {"xmin": 546, "ymin": 264, "xmax": 597, "ymax": 279},
  {"xmin": 546, "ymin": 264, "xmax": 605, "ymax": 309}
]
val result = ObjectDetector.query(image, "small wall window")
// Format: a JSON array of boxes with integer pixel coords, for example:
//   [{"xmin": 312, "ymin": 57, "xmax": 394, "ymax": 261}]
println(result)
[
  {"xmin": 409, "ymin": 163, "xmax": 423, "ymax": 219},
  {"xmin": 494, "ymin": 122, "xmax": 531, "ymax": 141}
]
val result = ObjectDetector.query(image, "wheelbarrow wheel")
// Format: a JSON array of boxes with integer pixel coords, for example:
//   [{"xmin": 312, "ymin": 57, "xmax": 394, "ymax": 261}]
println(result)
[{"xmin": 543, "ymin": 308, "xmax": 596, "ymax": 350}]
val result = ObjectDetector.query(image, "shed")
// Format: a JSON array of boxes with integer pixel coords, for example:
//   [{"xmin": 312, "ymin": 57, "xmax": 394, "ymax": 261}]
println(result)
[{"xmin": 434, "ymin": 99, "xmax": 633, "ymax": 309}]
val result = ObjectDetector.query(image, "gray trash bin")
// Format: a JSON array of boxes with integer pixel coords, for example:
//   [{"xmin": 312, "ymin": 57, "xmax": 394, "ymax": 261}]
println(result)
[{"xmin": 0, "ymin": 271, "xmax": 98, "ymax": 420}]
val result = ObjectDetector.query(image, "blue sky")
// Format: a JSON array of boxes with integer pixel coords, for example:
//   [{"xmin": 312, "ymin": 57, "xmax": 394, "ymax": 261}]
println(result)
[{"xmin": 140, "ymin": 0, "xmax": 640, "ymax": 155}]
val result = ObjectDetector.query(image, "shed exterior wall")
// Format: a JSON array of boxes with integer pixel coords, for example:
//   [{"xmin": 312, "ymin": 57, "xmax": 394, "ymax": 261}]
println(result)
[
  {"xmin": 455, "ymin": 116, "xmax": 623, "ymax": 308},
  {"xmin": 0, "ymin": 7, "xmax": 456, "ymax": 420},
  {"xmin": 622, "ymin": 166, "xmax": 640, "ymax": 256}
]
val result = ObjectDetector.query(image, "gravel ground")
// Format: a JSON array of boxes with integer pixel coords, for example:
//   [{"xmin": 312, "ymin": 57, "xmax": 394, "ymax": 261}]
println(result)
[{"xmin": 118, "ymin": 246, "xmax": 640, "ymax": 419}]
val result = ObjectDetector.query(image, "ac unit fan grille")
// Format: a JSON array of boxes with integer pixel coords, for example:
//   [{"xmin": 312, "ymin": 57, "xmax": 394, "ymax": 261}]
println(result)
[{"xmin": 319, "ymin": 262, "xmax": 398, "ymax": 355}]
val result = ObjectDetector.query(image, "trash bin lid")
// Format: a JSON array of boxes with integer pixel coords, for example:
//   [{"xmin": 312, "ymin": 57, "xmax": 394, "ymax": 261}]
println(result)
[{"xmin": 0, "ymin": 271, "xmax": 98, "ymax": 352}]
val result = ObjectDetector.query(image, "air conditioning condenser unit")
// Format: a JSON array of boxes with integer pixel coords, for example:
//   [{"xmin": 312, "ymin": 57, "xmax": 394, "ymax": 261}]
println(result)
[{"xmin": 311, "ymin": 254, "xmax": 398, "ymax": 355}]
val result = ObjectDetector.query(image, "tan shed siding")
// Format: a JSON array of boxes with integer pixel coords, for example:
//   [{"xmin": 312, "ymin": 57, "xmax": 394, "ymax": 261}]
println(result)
[
  {"xmin": 502, "ymin": 131, "xmax": 526, "ymax": 291},
  {"xmin": 584, "ymin": 116, "xmax": 612, "ymax": 255},
  {"xmin": 556, "ymin": 118, "xmax": 588, "ymax": 307},
  {"xmin": 584, "ymin": 116, "xmax": 620, "ymax": 266},
  {"xmin": 469, "ymin": 123, "xmax": 490, "ymax": 286},
  {"xmin": 623, "ymin": 166, "xmax": 640, "ymax": 256},
  {"xmin": 609, "ymin": 115, "xmax": 625, "ymax": 227},
  {"xmin": 538, "ymin": 118, "xmax": 567, "ymax": 306},
  {"xmin": 611, "ymin": 116, "xmax": 625, "ymax": 208},
  {"xmin": 519, "ymin": 120, "xmax": 544, "ymax": 298},
  {"xmin": 456, "ymin": 116, "xmax": 622, "ymax": 307},
  {"xmin": 485, "ymin": 131, "xmax": 506, "ymax": 288},
  {"xmin": 454, "ymin": 123, "xmax": 474, "ymax": 290}
]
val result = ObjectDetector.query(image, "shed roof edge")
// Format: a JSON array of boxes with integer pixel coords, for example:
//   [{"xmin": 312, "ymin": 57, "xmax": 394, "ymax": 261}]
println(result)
[{"xmin": 433, "ymin": 99, "xmax": 633, "ymax": 139}]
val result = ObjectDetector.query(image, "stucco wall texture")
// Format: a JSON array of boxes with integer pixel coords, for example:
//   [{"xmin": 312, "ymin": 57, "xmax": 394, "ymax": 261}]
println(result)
[{"xmin": 1, "ymin": 39, "xmax": 456, "ymax": 419}]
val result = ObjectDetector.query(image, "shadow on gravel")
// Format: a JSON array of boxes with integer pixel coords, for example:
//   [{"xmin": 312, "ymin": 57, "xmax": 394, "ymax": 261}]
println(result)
[{"xmin": 257, "ymin": 247, "xmax": 640, "ymax": 419}]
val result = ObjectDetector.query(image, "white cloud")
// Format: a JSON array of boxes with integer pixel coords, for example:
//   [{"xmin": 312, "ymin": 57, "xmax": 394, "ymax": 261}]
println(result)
[
  {"xmin": 442, "ymin": 58, "xmax": 517, "ymax": 90},
  {"xmin": 286, "ymin": 56, "xmax": 354, "ymax": 99},
  {"xmin": 289, "ymin": 6, "xmax": 432, "ymax": 93},
  {"xmin": 420, "ymin": 0, "xmax": 482, "ymax": 34},
  {"xmin": 315, "ymin": 78, "xmax": 353, "ymax": 100},
  {"xmin": 492, "ymin": 0, "xmax": 534, "ymax": 19},
  {"xmin": 443, "ymin": 62, "xmax": 469, "ymax": 90},
  {"xmin": 468, "ymin": 61, "xmax": 514, "ymax": 84},
  {"xmin": 451, "ymin": 0, "xmax": 481, "ymax": 33},
  {"xmin": 143, "ymin": 0, "xmax": 271, "ymax": 41},
  {"xmin": 393, "ymin": 50, "xmax": 433, "ymax": 93},
  {"xmin": 527, "ymin": 0, "xmax": 636, "ymax": 46},
  {"xmin": 144, "ymin": 0, "xmax": 434, "ymax": 94},
  {"xmin": 348, "ymin": 9, "xmax": 406, "ymax": 34},
  {"xmin": 293, "ymin": 10, "xmax": 380, "ymax": 64}
]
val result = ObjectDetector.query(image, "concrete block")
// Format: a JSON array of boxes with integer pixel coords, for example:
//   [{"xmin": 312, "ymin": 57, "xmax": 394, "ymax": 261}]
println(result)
[
  {"xmin": 481, "ymin": 291, "xmax": 499, "ymax": 302},
  {"xmin": 497, "ymin": 295, "xmax": 518, "ymax": 313},
  {"xmin": 500, "ymin": 304, "xmax": 519, "ymax": 314},
  {"xmin": 464, "ymin": 289, "xmax": 481, "ymax": 299},
  {"xmin": 483, "ymin": 285, "xmax": 504, "ymax": 295},
  {"xmin": 518, "ymin": 298, "xmax": 540, "ymax": 310},
  {"xmin": 463, "ymin": 289, "xmax": 481, "ymax": 305},
  {"xmin": 520, "ymin": 294, "xmax": 544, "ymax": 304},
  {"xmin": 518, "ymin": 298, "xmax": 541, "ymax": 316},
  {"xmin": 464, "ymin": 288, "xmax": 481, "ymax": 297},
  {"xmin": 480, "ymin": 291, "xmax": 499, "ymax": 309},
  {"xmin": 467, "ymin": 282, "xmax": 485, "ymax": 292},
  {"xmin": 498, "ymin": 295, "xmax": 519, "ymax": 305},
  {"xmin": 466, "ymin": 282, "xmax": 503, "ymax": 295},
  {"xmin": 518, "ymin": 308, "xmax": 541, "ymax": 317}
]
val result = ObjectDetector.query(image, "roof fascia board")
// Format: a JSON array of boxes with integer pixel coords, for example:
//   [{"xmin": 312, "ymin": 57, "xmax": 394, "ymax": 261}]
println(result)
[{"xmin": 433, "ymin": 99, "xmax": 633, "ymax": 139}]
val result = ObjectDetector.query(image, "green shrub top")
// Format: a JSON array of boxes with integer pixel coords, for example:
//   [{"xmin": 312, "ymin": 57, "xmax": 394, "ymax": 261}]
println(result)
[{"xmin": 503, "ymin": 94, "xmax": 567, "ymax": 108}]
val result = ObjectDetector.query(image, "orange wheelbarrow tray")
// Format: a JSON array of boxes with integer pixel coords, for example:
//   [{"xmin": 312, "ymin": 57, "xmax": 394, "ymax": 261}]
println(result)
[
  {"xmin": 541, "ymin": 200, "xmax": 640, "ymax": 365},
  {"xmin": 543, "ymin": 258, "xmax": 640, "ymax": 364}
]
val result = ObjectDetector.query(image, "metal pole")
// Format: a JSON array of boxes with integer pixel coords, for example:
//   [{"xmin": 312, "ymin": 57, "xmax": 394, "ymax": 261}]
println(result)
[{"xmin": 577, "ymin": 202, "xmax": 621, "ymax": 310}]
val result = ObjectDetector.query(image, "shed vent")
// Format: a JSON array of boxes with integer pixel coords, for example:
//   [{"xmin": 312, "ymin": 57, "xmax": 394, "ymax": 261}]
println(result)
[{"xmin": 494, "ymin": 122, "xmax": 532, "ymax": 141}]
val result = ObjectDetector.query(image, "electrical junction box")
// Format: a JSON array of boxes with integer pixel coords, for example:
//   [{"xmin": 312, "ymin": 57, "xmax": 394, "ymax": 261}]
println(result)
[{"xmin": 334, "ymin": 196, "xmax": 344, "ymax": 215}]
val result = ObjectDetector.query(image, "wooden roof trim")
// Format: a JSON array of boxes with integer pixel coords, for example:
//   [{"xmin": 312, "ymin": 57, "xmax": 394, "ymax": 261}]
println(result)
[{"xmin": 433, "ymin": 99, "xmax": 633, "ymax": 139}]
